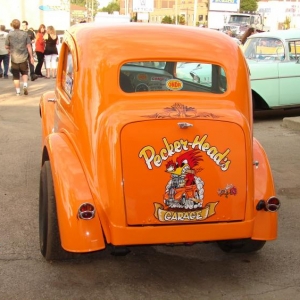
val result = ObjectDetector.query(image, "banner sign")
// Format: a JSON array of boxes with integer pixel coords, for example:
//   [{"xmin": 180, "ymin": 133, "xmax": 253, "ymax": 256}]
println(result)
[
  {"xmin": 133, "ymin": 0, "xmax": 154, "ymax": 13},
  {"xmin": 212, "ymin": 0, "xmax": 238, "ymax": 3},
  {"xmin": 209, "ymin": 0, "xmax": 240, "ymax": 12}
]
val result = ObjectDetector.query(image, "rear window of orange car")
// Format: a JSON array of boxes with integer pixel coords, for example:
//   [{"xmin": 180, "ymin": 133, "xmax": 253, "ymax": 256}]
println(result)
[{"xmin": 120, "ymin": 61, "xmax": 227, "ymax": 94}]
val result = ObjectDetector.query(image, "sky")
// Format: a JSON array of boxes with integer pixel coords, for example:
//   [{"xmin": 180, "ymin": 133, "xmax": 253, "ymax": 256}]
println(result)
[{"xmin": 98, "ymin": 0, "xmax": 110, "ymax": 8}]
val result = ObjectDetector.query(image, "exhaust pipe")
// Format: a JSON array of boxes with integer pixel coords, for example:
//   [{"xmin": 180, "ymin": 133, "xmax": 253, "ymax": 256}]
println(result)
[
  {"xmin": 256, "ymin": 197, "xmax": 280, "ymax": 212},
  {"xmin": 78, "ymin": 203, "xmax": 95, "ymax": 220}
]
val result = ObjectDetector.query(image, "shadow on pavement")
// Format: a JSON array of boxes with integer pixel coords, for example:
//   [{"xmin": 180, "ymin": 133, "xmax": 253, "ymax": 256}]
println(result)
[{"xmin": 254, "ymin": 108, "xmax": 300, "ymax": 121}]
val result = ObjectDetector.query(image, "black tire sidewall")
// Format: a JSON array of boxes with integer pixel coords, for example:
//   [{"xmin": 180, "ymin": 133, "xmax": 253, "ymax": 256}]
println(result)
[
  {"xmin": 39, "ymin": 161, "xmax": 70, "ymax": 260},
  {"xmin": 39, "ymin": 162, "xmax": 49, "ymax": 256}
]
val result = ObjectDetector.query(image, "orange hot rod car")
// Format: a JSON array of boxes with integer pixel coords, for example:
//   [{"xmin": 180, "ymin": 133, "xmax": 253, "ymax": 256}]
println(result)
[{"xmin": 39, "ymin": 23, "xmax": 280, "ymax": 261}]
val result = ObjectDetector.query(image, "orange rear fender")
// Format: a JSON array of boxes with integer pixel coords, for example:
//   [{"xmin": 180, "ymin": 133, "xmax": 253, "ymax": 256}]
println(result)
[
  {"xmin": 44, "ymin": 133, "xmax": 106, "ymax": 252},
  {"xmin": 40, "ymin": 92, "xmax": 56, "ymax": 145},
  {"xmin": 252, "ymin": 138, "xmax": 278, "ymax": 240}
]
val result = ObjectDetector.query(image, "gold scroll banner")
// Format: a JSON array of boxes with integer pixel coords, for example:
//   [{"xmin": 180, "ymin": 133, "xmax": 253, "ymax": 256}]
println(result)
[{"xmin": 154, "ymin": 202, "xmax": 219, "ymax": 222}]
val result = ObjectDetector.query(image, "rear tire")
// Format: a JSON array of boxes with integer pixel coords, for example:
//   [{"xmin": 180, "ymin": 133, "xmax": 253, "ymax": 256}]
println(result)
[
  {"xmin": 39, "ymin": 161, "xmax": 73, "ymax": 260},
  {"xmin": 217, "ymin": 239, "xmax": 266, "ymax": 253}
]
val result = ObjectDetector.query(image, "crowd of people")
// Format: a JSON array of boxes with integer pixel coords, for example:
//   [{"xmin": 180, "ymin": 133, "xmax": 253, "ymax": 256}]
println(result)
[{"xmin": 0, "ymin": 19, "xmax": 59, "ymax": 96}]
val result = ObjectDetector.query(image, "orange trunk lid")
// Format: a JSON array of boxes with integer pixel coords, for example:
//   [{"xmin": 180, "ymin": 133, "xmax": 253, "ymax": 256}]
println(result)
[{"xmin": 121, "ymin": 118, "xmax": 246, "ymax": 225}]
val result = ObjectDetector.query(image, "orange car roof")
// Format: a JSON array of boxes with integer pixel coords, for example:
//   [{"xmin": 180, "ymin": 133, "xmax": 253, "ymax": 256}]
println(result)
[{"xmin": 67, "ymin": 23, "xmax": 242, "ymax": 67}]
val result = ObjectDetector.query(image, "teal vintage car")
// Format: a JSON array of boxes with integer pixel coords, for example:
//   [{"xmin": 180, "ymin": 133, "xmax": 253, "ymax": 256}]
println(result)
[
  {"xmin": 243, "ymin": 30, "xmax": 300, "ymax": 110},
  {"xmin": 175, "ymin": 62, "xmax": 227, "ymax": 91}
]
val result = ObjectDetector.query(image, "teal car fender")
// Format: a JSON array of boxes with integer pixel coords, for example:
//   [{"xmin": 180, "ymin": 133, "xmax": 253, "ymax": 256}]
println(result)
[{"xmin": 248, "ymin": 60, "xmax": 280, "ymax": 108}]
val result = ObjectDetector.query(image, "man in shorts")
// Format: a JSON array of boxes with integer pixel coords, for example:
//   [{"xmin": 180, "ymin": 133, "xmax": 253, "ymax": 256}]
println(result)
[
  {"xmin": 5, "ymin": 19, "xmax": 35, "ymax": 96},
  {"xmin": 21, "ymin": 20, "xmax": 38, "ymax": 81}
]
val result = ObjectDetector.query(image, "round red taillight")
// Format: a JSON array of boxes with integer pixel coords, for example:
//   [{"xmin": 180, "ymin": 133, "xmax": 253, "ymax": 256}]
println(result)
[
  {"xmin": 78, "ymin": 203, "xmax": 95, "ymax": 220},
  {"xmin": 266, "ymin": 197, "xmax": 280, "ymax": 212}
]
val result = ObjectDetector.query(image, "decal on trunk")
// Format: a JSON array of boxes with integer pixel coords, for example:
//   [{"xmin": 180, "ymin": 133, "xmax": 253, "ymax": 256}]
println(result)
[
  {"xmin": 138, "ymin": 139, "xmax": 232, "ymax": 223},
  {"xmin": 138, "ymin": 136, "xmax": 231, "ymax": 171},
  {"xmin": 154, "ymin": 202, "xmax": 218, "ymax": 222},
  {"xmin": 156, "ymin": 149, "xmax": 218, "ymax": 222},
  {"xmin": 218, "ymin": 184, "xmax": 237, "ymax": 197},
  {"xmin": 163, "ymin": 149, "xmax": 205, "ymax": 210},
  {"xmin": 142, "ymin": 103, "xmax": 221, "ymax": 119}
]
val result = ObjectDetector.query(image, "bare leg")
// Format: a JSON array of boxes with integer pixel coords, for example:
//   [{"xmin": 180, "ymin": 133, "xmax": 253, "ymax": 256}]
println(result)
[
  {"xmin": 13, "ymin": 79, "xmax": 20, "ymax": 89},
  {"xmin": 22, "ymin": 74, "xmax": 28, "ymax": 84}
]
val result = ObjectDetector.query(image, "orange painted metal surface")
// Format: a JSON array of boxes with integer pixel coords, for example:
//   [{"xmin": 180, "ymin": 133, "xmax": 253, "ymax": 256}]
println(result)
[{"xmin": 39, "ymin": 23, "xmax": 279, "ymax": 252}]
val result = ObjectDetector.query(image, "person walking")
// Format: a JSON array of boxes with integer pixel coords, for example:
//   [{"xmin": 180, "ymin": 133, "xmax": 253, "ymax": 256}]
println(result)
[
  {"xmin": 44, "ymin": 25, "xmax": 58, "ymax": 79},
  {"xmin": 34, "ymin": 24, "xmax": 46, "ymax": 77},
  {"xmin": 21, "ymin": 20, "xmax": 38, "ymax": 81},
  {"xmin": 0, "ymin": 25, "xmax": 9, "ymax": 79},
  {"xmin": 5, "ymin": 19, "xmax": 35, "ymax": 96}
]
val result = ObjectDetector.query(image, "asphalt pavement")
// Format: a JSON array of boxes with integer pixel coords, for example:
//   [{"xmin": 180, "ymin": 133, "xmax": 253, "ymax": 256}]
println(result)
[
  {"xmin": 0, "ymin": 72, "xmax": 55, "ymax": 102},
  {"xmin": 1, "ymin": 74, "xmax": 300, "ymax": 300}
]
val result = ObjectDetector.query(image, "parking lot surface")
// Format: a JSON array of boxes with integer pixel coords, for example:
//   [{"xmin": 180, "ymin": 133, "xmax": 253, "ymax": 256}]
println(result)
[{"xmin": 1, "ymin": 78, "xmax": 300, "ymax": 300}]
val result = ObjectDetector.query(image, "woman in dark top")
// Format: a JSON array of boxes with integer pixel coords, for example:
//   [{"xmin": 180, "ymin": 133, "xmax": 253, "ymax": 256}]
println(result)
[{"xmin": 44, "ymin": 25, "xmax": 58, "ymax": 79}]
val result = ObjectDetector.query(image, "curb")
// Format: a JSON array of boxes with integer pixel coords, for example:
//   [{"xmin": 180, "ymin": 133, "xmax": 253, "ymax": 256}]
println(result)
[{"xmin": 282, "ymin": 117, "xmax": 300, "ymax": 131}]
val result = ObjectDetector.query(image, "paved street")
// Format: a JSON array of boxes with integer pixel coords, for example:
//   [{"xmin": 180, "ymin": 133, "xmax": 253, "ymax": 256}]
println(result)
[{"xmin": 0, "ymin": 77, "xmax": 300, "ymax": 300}]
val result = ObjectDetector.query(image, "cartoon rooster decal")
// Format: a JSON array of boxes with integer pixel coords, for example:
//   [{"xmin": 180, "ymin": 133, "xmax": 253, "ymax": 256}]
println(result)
[{"xmin": 164, "ymin": 149, "xmax": 205, "ymax": 210}]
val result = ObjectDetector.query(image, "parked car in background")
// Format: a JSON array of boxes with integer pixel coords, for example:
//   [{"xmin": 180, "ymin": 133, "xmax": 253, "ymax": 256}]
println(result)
[
  {"xmin": 39, "ymin": 23, "xmax": 280, "ymax": 261},
  {"xmin": 243, "ymin": 30, "xmax": 300, "ymax": 110},
  {"xmin": 174, "ymin": 62, "xmax": 217, "ymax": 88}
]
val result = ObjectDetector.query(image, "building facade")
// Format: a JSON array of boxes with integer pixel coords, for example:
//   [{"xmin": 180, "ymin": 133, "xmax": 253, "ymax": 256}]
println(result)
[
  {"xmin": 120, "ymin": 0, "xmax": 300, "ymax": 29},
  {"xmin": 120, "ymin": 0, "xmax": 209, "ymax": 26}
]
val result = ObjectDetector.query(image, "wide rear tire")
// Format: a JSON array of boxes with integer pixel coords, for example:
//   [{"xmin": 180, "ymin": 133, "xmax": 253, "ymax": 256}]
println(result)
[
  {"xmin": 217, "ymin": 239, "xmax": 266, "ymax": 253},
  {"xmin": 39, "ymin": 161, "xmax": 73, "ymax": 260}
]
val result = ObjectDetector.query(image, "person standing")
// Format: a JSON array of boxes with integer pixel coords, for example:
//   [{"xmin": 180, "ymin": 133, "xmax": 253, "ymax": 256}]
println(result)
[
  {"xmin": 44, "ymin": 25, "xmax": 58, "ymax": 79},
  {"xmin": 0, "ymin": 25, "xmax": 9, "ymax": 79},
  {"xmin": 21, "ymin": 20, "xmax": 38, "ymax": 81},
  {"xmin": 34, "ymin": 24, "xmax": 46, "ymax": 77},
  {"xmin": 5, "ymin": 19, "xmax": 35, "ymax": 96},
  {"xmin": 241, "ymin": 27, "xmax": 256, "ymax": 45}
]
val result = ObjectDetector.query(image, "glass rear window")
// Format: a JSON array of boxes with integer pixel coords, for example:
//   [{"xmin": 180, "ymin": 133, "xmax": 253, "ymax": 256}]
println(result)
[{"xmin": 120, "ymin": 61, "xmax": 227, "ymax": 94}]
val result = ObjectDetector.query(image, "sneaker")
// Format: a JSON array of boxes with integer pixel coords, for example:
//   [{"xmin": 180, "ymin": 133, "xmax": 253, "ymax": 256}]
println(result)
[
  {"xmin": 23, "ymin": 87, "xmax": 28, "ymax": 95},
  {"xmin": 4, "ymin": 75, "xmax": 8, "ymax": 79},
  {"xmin": 16, "ymin": 93, "xmax": 20, "ymax": 96},
  {"xmin": 31, "ymin": 74, "xmax": 38, "ymax": 81}
]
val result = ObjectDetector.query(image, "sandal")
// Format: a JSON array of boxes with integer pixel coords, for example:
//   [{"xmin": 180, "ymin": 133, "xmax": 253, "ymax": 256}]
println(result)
[{"xmin": 45, "ymin": 77, "xmax": 50, "ymax": 79}]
